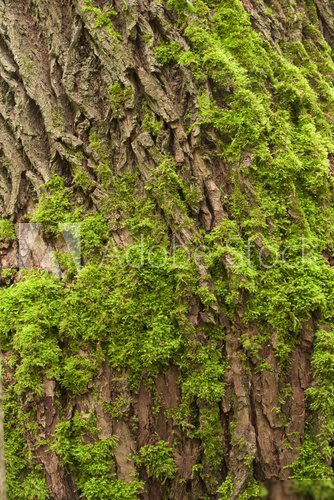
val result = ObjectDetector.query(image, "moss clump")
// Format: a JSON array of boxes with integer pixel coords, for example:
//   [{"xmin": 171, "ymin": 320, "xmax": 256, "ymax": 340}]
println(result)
[
  {"xmin": 52, "ymin": 411, "xmax": 143, "ymax": 498},
  {"xmin": 305, "ymin": 329, "xmax": 334, "ymax": 445},
  {"xmin": 0, "ymin": 219, "xmax": 15, "ymax": 241},
  {"xmin": 217, "ymin": 474, "xmax": 233, "ymax": 499},
  {"xmin": 60, "ymin": 241, "xmax": 197, "ymax": 385},
  {"xmin": 88, "ymin": 130, "xmax": 113, "ymax": 187},
  {"xmin": 142, "ymin": 109, "xmax": 163, "ymax": 136},
  {"xmin": 83, "ymin": 0, "xmax": 121, "ymax": 40},
  {"xmin": 82, "ymin": 479, "xmax": 144, "ymax": 500},
  {"xmin": 72, "ymin": 165, "xmax": 95, "ymax": 192},
  {"xmin": 79, "ymin": 213, "xmax": 109, "ymax": 261},
  {"xmin": 146, "ymin": 156, "xmax": 200, "ymax": 227},
  {"xmin": 197, "ymin": 404, "xmax": 224, "ymax": 481},
  {"xmin": 134, "ymin": 440, "xmax": 177, "ymax": 483},
  {"xmin": 163, "ymin": 0, "xmax": 334, "ymax": 491},
  {"xmin": 291, "ymin": 438, "xmax": 334, "ymax": 497},
  {"xmin": 4, "ymin": 393, "xmax": 49, "ymax": 499},
  {"xmin": 154, "ymin": 41, "xmax": 182, "ymax": 66},
  {"xmin": 291, "ymin": 328, "xmax": 334, "ymax": 495},
  {"xmin": 108, "ymin": 83, "xmax": 134, "ymax": 117},
  {"xmin": 31, "ymin": 175, "xmax": 80, "ymax": 234},
  {"xmin": 239, "ymin": 480, "xmax": 267, "ymax": 499},
  {"xmin": 30, "ymin": 174, "xmax": 109, "ymax": 259},
  {"xmin": 61, "ymin": 352, "xmax": 101, "ymax": 395},
  {"xmin": 0, "ymin": 271, "xmax": 64, "ymax": 396},
  {"xmin": 218, "ymin": 474, "xmax": 266, "ymax": 499}
]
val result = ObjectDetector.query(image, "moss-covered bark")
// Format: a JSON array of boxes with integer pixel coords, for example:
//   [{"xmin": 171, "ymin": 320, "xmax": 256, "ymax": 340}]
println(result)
[{"xmin": 0, "ymin": 0, "xmax": 334, "ymax": 498}]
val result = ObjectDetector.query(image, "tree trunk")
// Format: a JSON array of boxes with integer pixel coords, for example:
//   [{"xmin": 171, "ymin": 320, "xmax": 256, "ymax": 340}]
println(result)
[
  {"xmin": 0, "ymin": 0, "xmax": 334, "ymax": 499},
  {"xmin": 0, "ymin": 359, "xmax": 6, "ymax": 500}
]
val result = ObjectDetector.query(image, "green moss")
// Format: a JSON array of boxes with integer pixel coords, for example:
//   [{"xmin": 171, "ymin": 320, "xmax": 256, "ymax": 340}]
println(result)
[
  {"xmin": 88, "ymin": 130, "xmax": 112, "ymax": 187},
  {"xmin": 167, "ymin": 0, "xmax": 196, "ymax": 15},
  {"xmin": 106, "ymin": 170, "xmax": 168, "ymax": 241},
  {"xmin": 30, "ymin": 174, "xmax": 109, "ymax": 260},
  {"xmin": 161, "ymin": 0, "xmax": 334, "ymax": 486},
  {"xmin": 180, "ymin": 341, "xmax": 226, "ymax": 405},
  {"xmin": 51, "ymin": 105, "xmax": 65, "ymax": 130},
  {"xmin": 108, "ymin": 83, "xmax": 134, "ymax": 117},
  {"xmin": 72, "ymin": 165, "xmax": 95, "ymax": 192},
  {"xmin": 239, "ymin": 480, "xmax": 267, "ymax": 499},
  {"xmin": 142, "ymin": 110, "xmax": 163, "ymax": 136},
  {"xmin": 83, "ymin": 0, "xmax": 121, "ymax": 40},
  {"xmin": 290, "ymin": 328, "xmax": 334, "ymax": 496},
  {"xmin": 134, "ymin": 440, "xmax": 177, "ymax": 483},
  {"xmin": 197, "ymin": 405, "xmax": 224, "ymax": 480},
  {"xmin": 4, "ymin": 0, "xmax": 334, "ymax": 495},
  {"xmin": 88, "ymin": 130, "xmax": 109, "ymax": 158},
  {"xmin": 51, "ymin": 411, "xmax": 143, "ymax": 498},
  {"xmin": 244, "ymin": 259, "xmax": 334, "ymax": 364},
  {"xmin": 291, "ymin": 438, "xmax": 334, "ymax": 497},
  {"xmin": 0, "ymin": 219, "xmax": 15, "ymax": 241},
  {"xmin": 53, "ymin": 251, "xmax": 78, "ymax": 282},
  {"xmin": 197, "ymin": 286, "xmax": 217, "ymax": 308},
  {"xmin": 104, "ymin": 395, "xmax": 129, "ymax": 419},
  {"xmin": 166, "ymin": 0, "xmax": 334, "ymax": 364},
  {"xmin": 0, "ymin": 238, "xmax": 221, "ymax": 495},
  {"xmin": 217, "ymin": 474, "xmax": 233, "ymax": 499},
  {"xmin": 0, "ymin": 272, "xmax": 64, "ymax": 395},
  {"xmin": 0, "ymin": 268, "xmax": 16, "ymax": 285},
  {"xmin": 154, "ymin": 41, "xmax": 182, "ymax": 66},
  {"xmin": 79, "ymin": 213, "xmax": 109, "ymax": 261},
  {"xmin": 4, "ymin": 388, "xmax": 49, "ymax": 499},
  {"xmin": 60, "ymin": 242, "xmax": 196, "ymax": 385},
  {"xmin": 61, "ymin": 353, "xmax": 101, "ymax": 394},
  {"xmin": 81, "ymin": 479, "xmax": 144, "ymax": 500},
  {"xmin": 142, "ymin": 32, "xmax": 153, "ymax": 43},
  {"xmin": 147, "ymin": 156, "xmax": 200, "ymax": 228},
  {"xmin": 218, "ymin": 473, "xmax": 266, "ymax": 499},
  {"xmin": 31, "ymin": 175, "xmax": 80, "ymax": 234}
]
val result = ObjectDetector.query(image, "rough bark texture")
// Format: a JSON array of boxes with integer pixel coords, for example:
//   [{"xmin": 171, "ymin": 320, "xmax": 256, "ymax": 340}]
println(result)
[{"xmin": 0, "ymin": 0, "xmax": 334, "ymax": 499}]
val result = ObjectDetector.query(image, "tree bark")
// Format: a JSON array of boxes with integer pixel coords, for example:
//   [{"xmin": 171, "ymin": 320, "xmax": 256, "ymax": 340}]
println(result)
[
  {"xmin": 0, "ymin": 360, "xmax": 6, "ymax": 500},
  {"xmin": 0, "ymin": 0, "xmax": 334, "ymax": 499}
]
